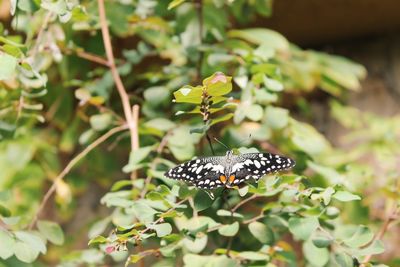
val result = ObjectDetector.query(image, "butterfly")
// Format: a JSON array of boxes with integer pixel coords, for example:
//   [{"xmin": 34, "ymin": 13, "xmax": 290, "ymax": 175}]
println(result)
[{"xmin": 164, "ymin": 150, "xmax": 295, "ymax": 189}]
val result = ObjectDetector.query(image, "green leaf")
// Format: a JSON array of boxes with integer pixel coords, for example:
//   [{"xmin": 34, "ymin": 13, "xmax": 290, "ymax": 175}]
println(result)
[
  {"xmin": 288, "ymin": 217, "xmax": 319, "ymax": 241},
  {"xmin": 0, "ymin": 54, "xmax": 17, "ymax": 80},
  {"xmin": 238, "ymin": 251, "xmax": 269, "ymax": 261},
  {"xmin": 228, "ymin": 28, "xmax": 289, "ymax": 52},
  {"xmin": 303, "ymin": 240, "xmax": 329, "ymax": 267},
  {"xmin": 334, "ymin": 253, "xmax": 354, "ymax": 267},
  {"xmin": 263, "ymin": 76, "xmax": 283, "ymax": 92},
  {"xmin": 168, "ymin": 0, "xmax": 186, "ymax": 10},
  {"xmin": 173, "ymin": 85, "xmax": 203, "ymax": 104},
  {"xmin": 264, "ymin": 106, "xmax": 289, "ymax": 130},
  {"xmin": 144, "ymin": 86, "xmax": 170, "ymax": 106},
  {"xmin": 203, "ymin": 72, "xmax": 233, "ymax": 96},
  {"xmin": 312, "ymin": 236, "xmax": 332, "ymax": 248},
  {"xmin": 88, "ymin": 235, "xmax": 108, "ymax": 246},
  {"xmin": 350, "ymin": 240, "xmax": 385, "ymax": 256},
  {"xmin": 343, "ymin": 225, "xmax": 373, "ymax": 248},
  {"xmin": 248, "ymin": 221, "xmax": 274, "ymax": 244},
  {"xmin": 149, "ymin": 223, "xmax": 172, "ymax": 237},
  {"xmin": 218, "ymin": 222, "xmax": 239, "ymax": 237},
  {"xmin": 15, "ymin": 231, "xmax": 46, "ymax": 254},
  {"xmin": 0, "ymin": 204, "xmax": 11, "ymax": 217},
  {"xmin": 37, "ymin": 220, "xmax": 65, "ymax": 245},
  {"xmin": 89, "ymin": 113, "xmax": 112, "ymax": 131},
  {"xmin": 321, "ymin": 187, "xmax": 335, "ymax": 205},
  {"xmin": 14, "ymin": 240, "xmax": 40, "ymax": 263},
  {"xmin": 111, "ymin": 180, "xmax": 132, "ymax": 192},
  {"xmin": 0, "ymin": 230, "xmax": 15, "ymax": 259},
  {"xmin": 209, "ymin": 113, "xmax": 234, "ymax": 127},
  {"xmin": 123, "ymin": 145, "xmax": 154, "ymax": 173},
  {"xmin": 290, "ymin": 119, "xmax": 331, "ymax": 157},
  {"xmin": 245, "ymin": 104, "xmax": 264, "ymax": 121},
  {"xmin": 145, "ymin": 118, "xmax": 176, "ymax": 132},
  {"xmin": 194, "ymin": 190, "xmax": 214, "ymax": 212},
  {"xmin": 216, "ymin": 209, "xmax": 243, "ymax": 219},
  {"xmin": 333, "ymin": 191, "xmax": 361, "ymax": 202}
]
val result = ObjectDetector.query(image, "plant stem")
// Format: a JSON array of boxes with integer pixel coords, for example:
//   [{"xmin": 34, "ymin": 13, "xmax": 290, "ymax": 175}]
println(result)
[
  {"xmin": 29, "ymin": 125, "xmax": 128, "ymax": 230},
  {"xmin": 97, "ymin": 0, "xmax": 139, "ymax": 180}
]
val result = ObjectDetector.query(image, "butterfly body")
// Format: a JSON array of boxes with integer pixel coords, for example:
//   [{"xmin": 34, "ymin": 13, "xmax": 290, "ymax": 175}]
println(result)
[{"xmin": 165, "ymin": 151, "xmax": 295, "ymax": 189}]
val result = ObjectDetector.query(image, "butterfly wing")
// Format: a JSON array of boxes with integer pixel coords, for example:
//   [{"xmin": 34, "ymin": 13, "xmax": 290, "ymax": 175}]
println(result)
[
  {"xmin": 230, "ymin": 153, "xmax": 295, "ymax": 184},
  {"xmin": 164, "ymin": 156, "xmax": 226, "ymax": 189}
]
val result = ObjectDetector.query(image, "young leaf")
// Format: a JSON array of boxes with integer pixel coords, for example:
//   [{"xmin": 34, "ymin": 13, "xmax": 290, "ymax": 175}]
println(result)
[
  {"xmin": 248, "ymin": 221, "xmax": 274, "ymax": 244},
  {"xmin": 288, "ymin": 217, "xmax": 319, "ymax": 241},
  {"xmin": 0, "ymin": 230, "xmax": 15, "ymax": 259},
  {"xmin": 218, "ymin": 222, "xmax": 239, "ymax": 237},
  {"xmin": 37, "ymin": 220, "xmax": 65, "ymax": 245}
]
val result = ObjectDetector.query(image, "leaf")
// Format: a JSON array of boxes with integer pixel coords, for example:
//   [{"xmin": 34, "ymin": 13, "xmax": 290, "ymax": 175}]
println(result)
[
  {"xmin": 303, "ymin": 240, "xmax": 329, "ymax": 267},
  {"xmin": 350, "ymin": 240, "xmax": 385, "ymax": 256},
  {"xmin": 203, "ymin": 72, "xmax": 233, "ymax": 96},
  {"xmin": 290, "ymin": 119, "xmax": 331, "ymax": 157},
  {"xmin": 263, "ymin": 76, "xmax": 283, "ymax": 92},
  {"xmin": 0, "ymin": 230, "xmax": 15, "ymax": 259},
  {"xmin": 343, "ymin": 225, "xmax": 373, "ymax": 248},
  {"xmin": 238, "ymin": 251, "xmax": 269, "ymax": 261},
  {"xmin": 123, "ymin": 145, "xmax": 154, "ymax": 173},
  {"xmin": 88, "ymin": 235, "xmax": 108, "ymax": 246},
  {"xmin": 288, "ymin": 217, "xmax": 319, "ymax": 241},
  {"xmin": 334, "ymin": 253, "xmax": 354, "ymax": 267},
  {"xmin": 37, "ymin": 220, "xmax": 65, "ymax": 245},
  {"xmin": 0, "ymin": 54, "xmax": 17, "ymax": 80},
  {"xmin": 173, "ymin": 85, "xmax": 203, "ymax": 104},
  {"xmin": 312, "ymin": 236, "xmax": 332, "ymax": 248},
  {"xmin": 89, "ymin": 113, "xmax": 112, "ymax": 131},
  {"xmin": 264, "ymin": 106, "xmax": 289, "ymax": 130},
  {"xmin": 218, "ymin": 222, "xmax": 239, "ymax": 237},
  {"xmin": 149, "ymin": 223, "xmax": 172, "ymax": 237},
  {"xmin": 194, "ymin": 190, "xmax": 214, "ymax": 212},
  {"xmin": 245, "ymin": 104, "xmax": 264, "ymax": 121},
  {"xmin": 168, "ymin": 0, "xmax": 186, "ymax": 10},
  {"xmin": 15, "ymin": 231, "xmax": 46, "ymax": 255},
  {"xmin": 0, "ymin": 204, "xmax": 11, "ymax": 217},
  {"xmin": 333, "ymin": 191, "xmax": 361, "ymax": 202},
  {"xmin": 248, "ymin": 221, "xmax": 274, "ymax": 244},
  {"xmin": 14, "ymin": 240, "xmax": 40, "ymax": 263},
  {"xmin": 144, "ymin": 86, "xmax": 170, "ymax": 106},
  {"xmin": 228, "ymin": 28, "xmax": 289, "ymax": 52},
  {"xmin": 209, "ymin": 113, "xmax": 234, "ymax": 127},
  {"xmin": 216, "ymin": 209, "xmax": 243, "ymax": 219},
  {"xmin": 145, "ymin": 118, "xmax": 176, "ymax": 132}
]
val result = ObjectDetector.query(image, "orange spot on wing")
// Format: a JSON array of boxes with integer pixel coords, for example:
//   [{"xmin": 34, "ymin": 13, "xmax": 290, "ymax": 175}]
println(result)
[
  {"xmin": 229, "ymin": 175, "xmax": 235, "ymax": 183},
  {"xmin": 219, "ymin": 175, "xmax": 227, "ymax": 184}
]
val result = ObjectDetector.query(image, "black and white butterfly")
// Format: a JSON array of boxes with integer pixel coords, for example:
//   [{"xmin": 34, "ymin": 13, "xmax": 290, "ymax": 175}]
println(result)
[{"xmin": 164, "ymin": 151, "xmax": 295, "ymax": 189}]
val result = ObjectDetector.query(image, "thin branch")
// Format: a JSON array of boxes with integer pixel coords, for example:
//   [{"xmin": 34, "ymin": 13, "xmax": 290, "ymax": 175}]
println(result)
[
  {"xmin": 75, "ymin": 49, "xmax": 110, "ymax": 66},
  {"xmin": 195, "ymin": 0, "xmax": 204, "ymax": 81},
  {"xmin": 231, "ymin": 194, "xmax": 259, "ymax": 213},
  {"xmin": 130, "ymin": 105, "xmax": 140, "ymax": 180},
  {"xmin": 97, "ymin": 0, "xmax": 138, "ymax": 167},
  {"xmin": 361, "ymin": 203, "xmax": 399, "ymax": 265},
  {"xmin": 28, "ymin": 125, "xmax": 128, "ymax": 230},
  {"xmin": 242, "ymin": 213, "xmax": 265, "ymax": 224},
  {"xmin": 29, "ymin": 11, "xmax": 53, "ymax": 59}
]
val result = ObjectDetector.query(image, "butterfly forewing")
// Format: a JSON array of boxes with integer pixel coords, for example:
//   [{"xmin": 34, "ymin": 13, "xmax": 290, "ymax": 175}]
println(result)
[
  {"xmin": 164, "ymin": 156, "xmax": 226, "ymax": 189},
  {"xmin": 232, "ymin": 153, "xmax": 295, "ymax": 182}
]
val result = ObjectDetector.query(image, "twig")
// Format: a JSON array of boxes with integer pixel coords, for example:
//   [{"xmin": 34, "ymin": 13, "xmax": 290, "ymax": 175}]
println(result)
[
  {"xmin": 130, "ymin": 105, "xmax": 140, "ymax": 180},
  {"xmin": 195, "ymin": 0, "xmax": 203, "ymax": 81},
  {"xmin": 75, "ymin": 49, "xmax": 109, "ymax": 66},
  {"xmin": 97, "ymin": 0, "xmax": 139, "ymax": 176},
  {"xmin": 242, "ymin": 213, "xmax": 265, "ymax": 224},
  {"xmin": 29, "ymin": 12, "xmax": 53, "ymax": 59},
  {"xmin": 28, "ymin": 125, "xmax": 128, "ymax": 230},
  {"xmin": 361, "ymin": 203, "xmax": 399, "ymax": 265},
  {"xmin": 231, "ymin": 194, "xmax": 259, "ymax": 213}
]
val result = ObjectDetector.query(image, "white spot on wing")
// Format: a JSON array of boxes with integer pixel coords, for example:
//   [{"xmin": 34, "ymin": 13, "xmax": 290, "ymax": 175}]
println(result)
[
  {"xmin": 254, "ymin": 160, "xmax": 261, "ymax": 168},
  {"xmin": 212, "ymin": 165, "xmax": 224, "ymax": 174},
  {"xmin": 196, "ymin": 165, "xmax": 203, "ymax": 174},
  {"xmin": 232, "ymin": 163, "xmax": 244, "ymax": 172}
]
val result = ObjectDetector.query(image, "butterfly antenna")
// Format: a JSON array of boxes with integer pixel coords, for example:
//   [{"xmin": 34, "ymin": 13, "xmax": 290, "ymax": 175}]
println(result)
[{"xmin": 213, "ymin": 137, "xmax": 230, "ymax": 150}]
